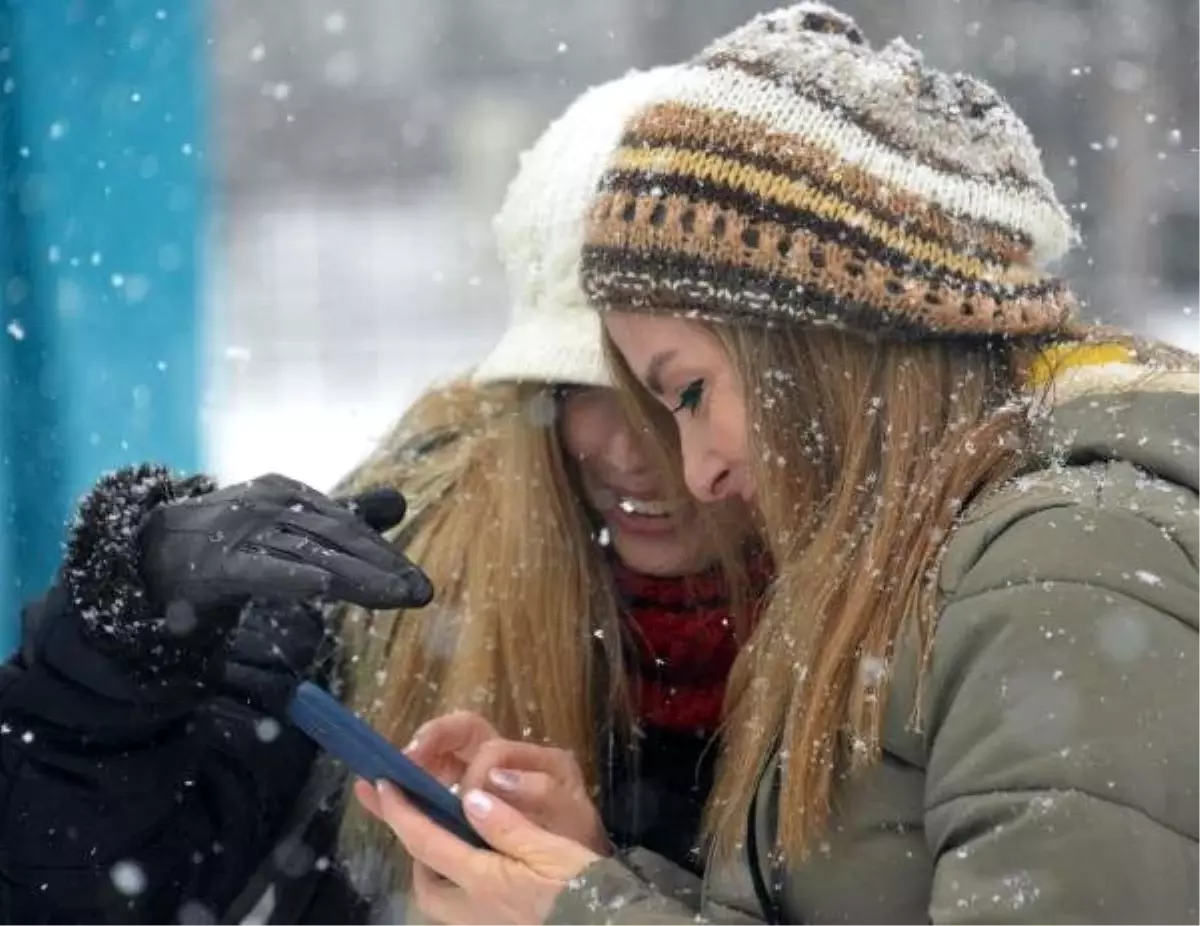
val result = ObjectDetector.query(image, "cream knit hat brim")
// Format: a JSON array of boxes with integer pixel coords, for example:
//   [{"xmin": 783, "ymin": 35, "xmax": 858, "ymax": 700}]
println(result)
[
  {"xmin": 472, "ymin": 301, "xmax": 607, "ymax": 387},
  {"xmin": 473, "ymin": 66, "xmax": 684, "ymax": 388}
]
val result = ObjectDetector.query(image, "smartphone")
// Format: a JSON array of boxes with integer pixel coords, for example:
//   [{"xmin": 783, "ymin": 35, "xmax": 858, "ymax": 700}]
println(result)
[{"xmin": 285, "ymin": 681, "xmax": 489, "ymax": 850}]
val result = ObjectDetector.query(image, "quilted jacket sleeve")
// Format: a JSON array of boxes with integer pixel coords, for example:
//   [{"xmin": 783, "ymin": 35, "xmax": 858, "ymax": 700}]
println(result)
[{"xmin": 922, "ymin": 492, "xmax": 1198, "ymax": 924}]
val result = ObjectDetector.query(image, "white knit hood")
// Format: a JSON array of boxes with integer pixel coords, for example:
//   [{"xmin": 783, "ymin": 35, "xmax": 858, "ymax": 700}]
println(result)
[{"xmin": 473, "ymin": 66, "xmax": 683, "ymax": 387}]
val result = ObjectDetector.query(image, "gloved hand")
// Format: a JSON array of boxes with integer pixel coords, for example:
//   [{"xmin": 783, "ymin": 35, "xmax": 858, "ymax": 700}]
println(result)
[
  {"xmin": 140, "ymin": 473, "xmax": 433, "ymax": 615},
  {"xmin": 63, "ymin": 465, "xmax": 432, "ymax": 673}
]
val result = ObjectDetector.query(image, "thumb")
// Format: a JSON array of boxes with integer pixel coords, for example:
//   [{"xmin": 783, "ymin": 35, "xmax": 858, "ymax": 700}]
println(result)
[{"xmin": 462, "ymin": 789, "xmax": 597, "ymax": 878}]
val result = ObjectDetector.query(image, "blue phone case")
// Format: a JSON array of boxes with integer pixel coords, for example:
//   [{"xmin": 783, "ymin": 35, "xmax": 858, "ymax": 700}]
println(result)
[{"xmin": 286, "ymin": 681, "xmax": 488, "ymax": 850}]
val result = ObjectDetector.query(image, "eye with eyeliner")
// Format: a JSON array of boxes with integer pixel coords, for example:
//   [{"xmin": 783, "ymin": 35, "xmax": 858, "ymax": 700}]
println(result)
[{"xmin": 671, "ymin": 378, "xmax": 705, "ymax": 416}]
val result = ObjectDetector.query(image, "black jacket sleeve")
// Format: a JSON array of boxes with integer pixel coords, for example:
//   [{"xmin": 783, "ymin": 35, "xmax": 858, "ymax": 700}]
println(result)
[{"xmin": 0, "ymin": 585, "xmax": 329, "ymax": 923}]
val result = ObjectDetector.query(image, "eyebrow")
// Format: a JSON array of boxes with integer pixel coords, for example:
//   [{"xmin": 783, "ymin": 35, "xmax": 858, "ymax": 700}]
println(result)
[{"xmin": 643, "ymin": 350, "xmax": 678, "ymax": 396}]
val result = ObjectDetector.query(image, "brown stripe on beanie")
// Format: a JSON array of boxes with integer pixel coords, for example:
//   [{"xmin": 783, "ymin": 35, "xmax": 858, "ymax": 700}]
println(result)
[
  {"xmin": 583, "ymin": 192, "xmax": 1075, "ymax": 336},
  {"xmin": 621, "ymin": 103, "xmax": 1034, "ymax": 264},
  {"xmin": 596, "ymin": 170, "xmax": 1051, "ymax": 298},
  {"xmin": 583, "ymin": 245, "xmax": 1072, "ymax": 339}
]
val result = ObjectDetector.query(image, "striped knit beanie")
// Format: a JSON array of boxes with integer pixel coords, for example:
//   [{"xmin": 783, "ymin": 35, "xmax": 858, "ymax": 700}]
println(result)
[{"xmin": 580, "ymin": 3, "xmax": 1079, "ymax": 338}]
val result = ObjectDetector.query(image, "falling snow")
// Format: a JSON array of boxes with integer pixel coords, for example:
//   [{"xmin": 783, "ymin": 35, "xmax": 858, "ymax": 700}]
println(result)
[
  {"xmin": 110, "ymin": 860, "xmax": 148, "ymax": 897},
  {"xmin": 255, "ymin": 718, "xmax": 282, "ymax": 743},
  {"xmin": 7, "ymin": 7, "xmax": 1200, "ymax": 926},
  {"xmin": 1134, "ymin": 570, "xmax": 1164, "ymax": 587}
]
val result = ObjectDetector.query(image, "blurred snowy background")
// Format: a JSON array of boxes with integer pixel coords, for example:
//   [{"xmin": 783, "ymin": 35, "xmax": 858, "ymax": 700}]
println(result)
[{"xmin": 206, "ymin": 0, "xmax": 1199, "ymax": 489}]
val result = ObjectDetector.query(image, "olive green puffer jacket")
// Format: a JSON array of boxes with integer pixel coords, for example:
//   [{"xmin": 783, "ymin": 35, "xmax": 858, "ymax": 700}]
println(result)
[{"xmin": 551, "ymin": 368, "xmax": 1199, "ymax": 924}]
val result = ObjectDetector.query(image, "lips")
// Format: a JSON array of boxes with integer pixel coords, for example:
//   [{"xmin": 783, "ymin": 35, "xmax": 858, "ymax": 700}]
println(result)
[
  {"xmin": 593, "ymin": 486, "xmax": 678, "ymax": 519},
  {"xmin": 616, "ymin": 496, "xmax": 674, "ymax": 517}
]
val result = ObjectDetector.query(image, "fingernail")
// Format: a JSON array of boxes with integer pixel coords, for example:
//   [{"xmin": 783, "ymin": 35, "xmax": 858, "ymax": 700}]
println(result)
[
  {"xmin": 488, "ymin": 768, "xmax": 520, "ymax": 790},
  {"xmin": 403, "ymin": 736, "xmax": 419, "ymax": 754},
  {"xmin": 463, "ymin": 789, "xmax": 493, "ymax": 818}
]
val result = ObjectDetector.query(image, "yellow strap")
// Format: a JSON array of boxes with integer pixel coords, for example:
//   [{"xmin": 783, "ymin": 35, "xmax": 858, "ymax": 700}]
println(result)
[{"xmin": 1027, "ymin": 342, "xmax": 1137, "ymax": 387}]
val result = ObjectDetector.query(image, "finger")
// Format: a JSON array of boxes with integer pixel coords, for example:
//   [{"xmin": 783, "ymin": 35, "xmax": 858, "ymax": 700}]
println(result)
[
  {"xmin": 479, "ymin": 768, "xmax": 556, "ymax": 815},
  {"xmin": 374, "ymin": 782, "xmax": 497, "ymax": 893},
  {"xmin": 273, "ymin": 508, "xmax": 434, "ymax": 605},
  {"xmin": 256, "ymin": 479, "xmax": 413, "ymax": 565},
  {"xmin": 353, "ymin": 777, "xmax": 382, "ymax": 818},
  {"xmin": 459, "ymin": 789, "xmax": 597, "ymax": 878},
  {"xmin": 406, "ymin": 748, "xmax": 468, "ymax": 791},
  {"xmin": 407, "ymin": 711, "xmax": 501, "ymax": 769},
  {"xmin": 459, "ymin": 741, "xmax": 579, "ymax": 795},
  {"xmin": 250, "ymin": 526, "xmax": 432, "ymax": 609},
  {"xmin": 231, "ymin": 478, "xmax": 420, "ymax": 581},
  {"xmin": 265, "ymin": 476, "xmax": 391, "ymax": 532},
  {"xmin": 343, "ymin": 487, "xmax": 407, "ymax": 534},
  {"xmin": 411, "ymin": 864, "xmax": 484, "ymax": 926},
  {"xmin": 271, "ymin": 504, "xmax": 418, "ymax": 574},
  {"xmin": 214, "ymin": 553, "xmax": 334, "ymax": 602}
]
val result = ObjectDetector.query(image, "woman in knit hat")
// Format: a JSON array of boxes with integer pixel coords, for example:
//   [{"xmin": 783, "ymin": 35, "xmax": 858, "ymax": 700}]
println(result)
[
  {"xmin": 0, "ymin": 68, "xmax": 766, "ymax": 923},
  {"xmin": 362, "ymin": 4, "xmax": 1198, "ymax": 923}
]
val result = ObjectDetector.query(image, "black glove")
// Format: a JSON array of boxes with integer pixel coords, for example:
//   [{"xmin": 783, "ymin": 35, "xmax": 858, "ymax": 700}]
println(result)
[
  {"xmin": 63, "ymin": 465, "xmax": 432, "ymax": 672},
  {"xmin": 140, "ymin": 472, "xmax": 432, "ymax": 613}
]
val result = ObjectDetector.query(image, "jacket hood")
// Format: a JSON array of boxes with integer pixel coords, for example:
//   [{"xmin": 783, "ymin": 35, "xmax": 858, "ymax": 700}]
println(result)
[{"xmin": 1037, "ymin": 349, "xmax": 1198, "ymax": 496}]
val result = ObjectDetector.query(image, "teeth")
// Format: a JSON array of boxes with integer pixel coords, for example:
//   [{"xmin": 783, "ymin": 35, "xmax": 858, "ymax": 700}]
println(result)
[{"xmin": 617, "ymin": 496, "xmax": 673, "ymax": 517}]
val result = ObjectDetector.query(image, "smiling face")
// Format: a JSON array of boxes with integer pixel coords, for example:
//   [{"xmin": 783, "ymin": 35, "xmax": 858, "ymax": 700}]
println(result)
[
  {"xmin": 556, "ymin": 384, "xmax": 745, "ymax": 577},
  {"xmin": 603, "ymin": 313, "xmax": 755, "ymax": 506}
]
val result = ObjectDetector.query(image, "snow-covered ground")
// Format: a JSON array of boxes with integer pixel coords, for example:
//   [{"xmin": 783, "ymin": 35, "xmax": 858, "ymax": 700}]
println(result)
[{"xmin": 203, "ymin": 194, "xmax": 504, "ymax": 490}]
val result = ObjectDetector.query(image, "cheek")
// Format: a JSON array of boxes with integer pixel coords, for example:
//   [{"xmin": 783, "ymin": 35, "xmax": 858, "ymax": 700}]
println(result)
[
  {"xmin": 713, "ymin": 390, "xmax": 749, "ymax": 464},
  {"xmin": 558, "ymin": 405, "xmax": 602, "ymax": 462}
]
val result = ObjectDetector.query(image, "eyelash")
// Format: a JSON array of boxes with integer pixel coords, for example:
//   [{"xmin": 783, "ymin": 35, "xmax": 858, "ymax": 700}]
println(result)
[{"xmin": 671, "ymin": 379, "xmax": 705, "ymax": 417}]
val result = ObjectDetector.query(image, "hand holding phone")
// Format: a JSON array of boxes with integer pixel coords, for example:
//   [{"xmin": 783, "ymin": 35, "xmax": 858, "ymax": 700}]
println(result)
[{"xmin": 285, "ymin": 681, "xmax": 489, "ymax": 850}]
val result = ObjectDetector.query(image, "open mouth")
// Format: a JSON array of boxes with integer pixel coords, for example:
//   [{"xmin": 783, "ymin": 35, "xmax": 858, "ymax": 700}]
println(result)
[
  {"xmin": 615, "ymin": 496, "xmax": 674, "ymax": 518},
  {"xmin": 594, "ymin": 486, "xmax": 677, "ymax": 519}
]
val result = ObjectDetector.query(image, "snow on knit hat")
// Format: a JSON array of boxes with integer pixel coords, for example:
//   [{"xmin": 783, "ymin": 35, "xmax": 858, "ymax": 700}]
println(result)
[
  {"xmin": 473, "ymin": 67, "xmax": 684, "ymax": 387},
  {"xmin": 580, "ymin": 3, "xmax": 1080, "ymax": 338}
]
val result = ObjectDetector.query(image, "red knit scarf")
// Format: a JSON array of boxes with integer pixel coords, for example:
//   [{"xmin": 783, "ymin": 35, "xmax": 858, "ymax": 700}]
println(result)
[{"xmin": 613, "ymin": 552, "xmax": 773, "ymax": 735}]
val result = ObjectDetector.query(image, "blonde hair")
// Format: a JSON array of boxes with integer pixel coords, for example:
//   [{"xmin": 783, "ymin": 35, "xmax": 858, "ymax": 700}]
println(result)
[
  {"xmin": 608, "ymin": 324, "xmax": 1041, "ymax": 860},
  {"xmin": 329, "ymin": 375, "xmax": 750, "ymax": 895},
  {"xmin": 328, "ymin": 378, "xmax": 623, "ymax": 885}
]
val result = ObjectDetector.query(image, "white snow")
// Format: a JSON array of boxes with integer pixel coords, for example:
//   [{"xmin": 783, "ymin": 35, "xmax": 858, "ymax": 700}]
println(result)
[
  {"xmin": 255, "ymin": 718, "xmax": 282, "ymax": 743},
  {"xmin": 110, "ymin": 860, "xmax": 148, "ymax": 897}
]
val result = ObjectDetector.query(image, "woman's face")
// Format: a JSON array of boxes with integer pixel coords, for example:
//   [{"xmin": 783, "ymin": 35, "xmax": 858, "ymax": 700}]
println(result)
[
  {"xmin": 603, "ymin": 312, "xmax": 754, "ymax": 506},
  {"xmin": 557, "ymin": 385, "xmax": 744, "ymax": 577}
]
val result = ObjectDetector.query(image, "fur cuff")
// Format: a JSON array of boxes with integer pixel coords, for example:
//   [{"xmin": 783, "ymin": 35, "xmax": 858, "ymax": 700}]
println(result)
[{"xmin": 64, "ymin": 464, "xmax": 216, "ymax": 667}]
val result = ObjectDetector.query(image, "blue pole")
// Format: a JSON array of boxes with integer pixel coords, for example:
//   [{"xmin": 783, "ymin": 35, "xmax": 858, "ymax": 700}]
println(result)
[{"xmin": 0, "ymin": 0, "xmax": 207, "ymax": 653}]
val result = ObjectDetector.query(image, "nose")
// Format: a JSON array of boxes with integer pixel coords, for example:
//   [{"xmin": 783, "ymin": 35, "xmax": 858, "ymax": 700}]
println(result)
[
  {"xmin": 607, "ymin": 419, "xmax": 650, "ymax": 477},
  {"xmin": 681, "ymin": 440, "xmax": 736, "ymax": 503}
]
